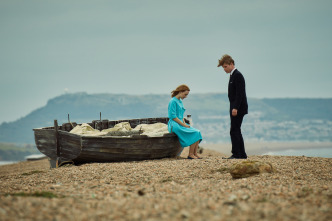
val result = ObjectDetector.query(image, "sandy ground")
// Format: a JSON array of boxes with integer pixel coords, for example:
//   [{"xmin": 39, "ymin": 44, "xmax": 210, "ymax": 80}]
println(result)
[{"xmin": 0, "ymin": 147, "xmax": 331, "ymax": 221}]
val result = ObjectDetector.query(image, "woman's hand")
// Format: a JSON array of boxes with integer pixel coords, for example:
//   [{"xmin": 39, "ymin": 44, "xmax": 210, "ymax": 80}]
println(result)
[
  {"xmin": 183, "ymin": 124, "xmax": 190, "ymax": 128},
  {"xmin": 182, "ymin": 119, "xmax": 190, "ymax": 128},
  {"xmin": 173, "ymin": 118, "xmax": 190, "ymax": 128}
]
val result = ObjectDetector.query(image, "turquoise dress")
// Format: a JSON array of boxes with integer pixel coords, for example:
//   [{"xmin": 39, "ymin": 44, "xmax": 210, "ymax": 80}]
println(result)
[{"xmin": 168, "ymin": 97, "xmax": 202, "ymax": 147}]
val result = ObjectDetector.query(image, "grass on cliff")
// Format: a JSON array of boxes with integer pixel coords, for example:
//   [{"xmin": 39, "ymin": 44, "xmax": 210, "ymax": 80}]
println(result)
[{"xmin": 0, "ymin": 143, "xmax": 39, "ymax": 161}]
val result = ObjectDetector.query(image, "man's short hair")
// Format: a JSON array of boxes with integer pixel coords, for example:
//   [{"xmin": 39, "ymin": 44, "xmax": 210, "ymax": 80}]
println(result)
[{"xmin": 218, "ymin": 54, "xmax": 235, "ymax": 67}]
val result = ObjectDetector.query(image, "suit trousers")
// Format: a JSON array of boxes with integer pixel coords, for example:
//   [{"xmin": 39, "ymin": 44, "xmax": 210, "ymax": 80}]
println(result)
[{"xmin": 230, "ymin": 114, "xmax": 247, "ymax": 158}]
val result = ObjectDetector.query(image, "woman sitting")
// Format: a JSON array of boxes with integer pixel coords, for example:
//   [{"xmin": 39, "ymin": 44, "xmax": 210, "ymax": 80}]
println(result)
[{"xmin": 168, "ymin": 84, "xmax": 203, "ymax": 159}]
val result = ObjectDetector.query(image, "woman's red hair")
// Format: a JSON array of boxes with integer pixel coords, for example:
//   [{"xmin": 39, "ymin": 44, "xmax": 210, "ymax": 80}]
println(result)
[{"xmin": 171, "ymin": 84, "xmax": 190, "ymax": 97}]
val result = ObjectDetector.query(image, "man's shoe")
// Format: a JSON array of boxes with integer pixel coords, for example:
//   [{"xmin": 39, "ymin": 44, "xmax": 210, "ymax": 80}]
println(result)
[
  {"xmin": 223, "ymin": 156, "xmax": 236, "ymax": 159},
  {"xmin": 223, "ymin": 156, "xmax": 247, "ymax": 159}
]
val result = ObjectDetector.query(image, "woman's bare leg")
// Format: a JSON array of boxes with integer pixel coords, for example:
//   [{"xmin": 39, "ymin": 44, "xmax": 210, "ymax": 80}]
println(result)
[
  {"xmin": 193, "ymin": 141, "xmax": 201, "ymax": 158},
  {"xmin": 188, "ymin": 144, "xmax": 197, "ymax": 159}
]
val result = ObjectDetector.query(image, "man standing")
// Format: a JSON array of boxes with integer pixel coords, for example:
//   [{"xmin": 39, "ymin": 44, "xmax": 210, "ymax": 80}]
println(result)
[{"xmin": 218, "ymin": 54, "xmax": 248, "ymax": 159}]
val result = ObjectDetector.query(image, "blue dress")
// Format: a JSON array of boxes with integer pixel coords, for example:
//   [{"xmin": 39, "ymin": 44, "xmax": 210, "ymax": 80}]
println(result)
[{"xmin": 168, "ymin": 97, "xmax": 202, "ymax": 147}]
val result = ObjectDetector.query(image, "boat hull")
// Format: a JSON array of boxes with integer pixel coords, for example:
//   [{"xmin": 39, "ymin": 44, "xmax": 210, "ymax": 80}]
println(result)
[{"xmin": 33, "ymin": 118, "xmax": 182, "ymax": 165}]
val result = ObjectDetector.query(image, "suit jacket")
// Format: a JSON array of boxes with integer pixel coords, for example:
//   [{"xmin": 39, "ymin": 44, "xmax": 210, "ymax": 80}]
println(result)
[{"xmin": 228, "ymin": 69, "xmax": 248, "ymax": 115}]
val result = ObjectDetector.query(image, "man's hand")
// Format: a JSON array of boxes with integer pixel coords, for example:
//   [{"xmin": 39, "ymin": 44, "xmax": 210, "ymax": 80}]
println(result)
[{"xmin": 232, "ymin": 109, "xmax": 238, "ymax": 116}]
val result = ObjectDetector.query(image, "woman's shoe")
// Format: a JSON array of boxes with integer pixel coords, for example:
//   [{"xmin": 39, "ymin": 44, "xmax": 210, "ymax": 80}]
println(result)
[{"xmin": 187, "ymin": 156, "xmax": 195, "ymax": 159}]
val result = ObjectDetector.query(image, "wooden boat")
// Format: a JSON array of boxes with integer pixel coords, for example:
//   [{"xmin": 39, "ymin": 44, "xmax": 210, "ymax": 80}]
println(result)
[{"xmin": 33, "ymin": 117, "xmax": 182, "ymax": 167}]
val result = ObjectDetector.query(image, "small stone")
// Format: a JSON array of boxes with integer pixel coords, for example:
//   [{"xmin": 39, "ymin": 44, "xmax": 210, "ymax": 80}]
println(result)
[
  {"xmin": 241, "ymin": 194, "xmax": 250, "ymax": 201},
  {"xmin": 138, "ymin": 189, "xmax": 145, "ymax": 196},
  {"xmin": 228, "ymin": 194, "xmax": 237, "ymax": 201},
  {"xmin": 180, "ymin": 210, "xmax": 190, "ymax": 218}
]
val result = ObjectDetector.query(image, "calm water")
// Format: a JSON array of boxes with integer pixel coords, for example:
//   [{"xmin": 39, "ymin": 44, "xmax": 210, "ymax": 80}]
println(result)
[
  {"xmin": 0, "ymin": 154, "xmax": 47, "ymax": 166},
  {"xmin": 263, "ymin": 147, "xmax": 332, "ymax": 158},
  {"xmin": 0, "ymin": 161, "xmax": 18, "ymax": 166}
]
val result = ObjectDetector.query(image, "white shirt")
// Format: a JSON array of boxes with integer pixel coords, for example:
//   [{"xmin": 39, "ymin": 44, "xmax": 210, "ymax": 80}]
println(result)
[{"xmin": 230, "ymin": 68, "xmax": 237, "ymax": 76}]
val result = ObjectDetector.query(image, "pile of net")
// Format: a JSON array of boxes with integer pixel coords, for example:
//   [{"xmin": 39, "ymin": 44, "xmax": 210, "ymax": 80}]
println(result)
[{"xmin": 69, "ymin": 122, "xmax": 169, "ymax": 137}]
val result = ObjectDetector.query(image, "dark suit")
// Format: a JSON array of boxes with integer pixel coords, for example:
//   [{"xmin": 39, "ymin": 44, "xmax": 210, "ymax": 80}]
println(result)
[{"xmin": 228, "ymin": 69, "xmax": 248, "ymax": 158}]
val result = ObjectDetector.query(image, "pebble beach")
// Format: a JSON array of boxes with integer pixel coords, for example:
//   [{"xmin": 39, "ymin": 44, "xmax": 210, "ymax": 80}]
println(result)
[{"xmin": 0, "ymin": 148, "xmax": 331, "ymax": 221}]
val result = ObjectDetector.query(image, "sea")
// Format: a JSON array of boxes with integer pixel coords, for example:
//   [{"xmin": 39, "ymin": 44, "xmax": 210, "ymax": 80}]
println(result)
[
  {"xmin": 0, "ymin": 154, "xmax": 47, "ymax": 166},
  {"xmin": 262, "ymin": 147, "xmax": 332, "ymax": 158},
  {"xmin": 0, "ymin": 161, "xmax": 18, "ymax": 166}
]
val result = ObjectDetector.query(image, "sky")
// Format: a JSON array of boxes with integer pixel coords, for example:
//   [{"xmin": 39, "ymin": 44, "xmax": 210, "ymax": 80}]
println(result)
[{"xmin": 1, "ymin": 0, "xmax": 332, "ymax": 124}]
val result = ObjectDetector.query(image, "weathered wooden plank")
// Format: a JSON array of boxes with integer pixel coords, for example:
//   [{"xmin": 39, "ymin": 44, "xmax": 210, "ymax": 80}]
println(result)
[
  {"xmin": 58, "ymin": 131, "xmax": 82, "ymax": 160},
  {"xmin": 54, "ymin": 120, "xmax": 60, "ymax": 157},
  {"xmin": 75, "ymin": 152, "xmax": 173, "ymax": 163},
  {"xmin": 33, "ymin": 128, "xmax": 57, "ymax": 159}
]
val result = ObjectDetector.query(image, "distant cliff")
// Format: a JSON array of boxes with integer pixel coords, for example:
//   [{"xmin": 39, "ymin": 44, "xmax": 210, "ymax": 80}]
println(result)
[{"xmin": 0, "ymin": 92, "xmax": 331, "ymax": 144}]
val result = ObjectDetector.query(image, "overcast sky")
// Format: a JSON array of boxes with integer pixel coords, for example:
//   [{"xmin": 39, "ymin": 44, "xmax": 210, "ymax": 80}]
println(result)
[{"xmin": 1, "ymin": 0, "xmax": 331, "ymax": 123}]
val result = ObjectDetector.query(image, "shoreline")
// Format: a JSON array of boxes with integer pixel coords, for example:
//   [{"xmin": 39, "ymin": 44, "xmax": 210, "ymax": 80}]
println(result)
[
  {"xmin": 203, "ymin": 141, "xmax": 332, "ymax": 156},
  {"xmin": 0, "ymin": 161, "xmax": 17, "ymax": 166},
  {"xmin": 1, "ymin": 142, "xmax": 331, "ymax": 166}
]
